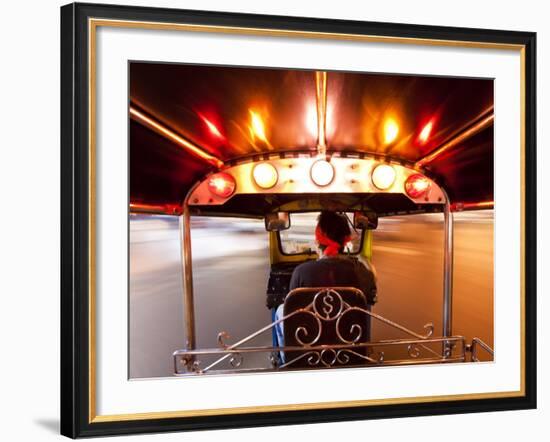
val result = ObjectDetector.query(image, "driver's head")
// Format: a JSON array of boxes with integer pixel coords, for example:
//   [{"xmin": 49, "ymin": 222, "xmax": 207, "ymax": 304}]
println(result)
[{"xmin": 315, "ymin": 211, "xmax": 352, "ymax": 256}]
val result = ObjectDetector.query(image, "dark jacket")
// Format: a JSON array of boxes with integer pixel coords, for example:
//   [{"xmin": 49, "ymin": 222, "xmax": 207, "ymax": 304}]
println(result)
[{"xmin": 289, "ymin": 256, "xmax": 377, "ymax": 304}]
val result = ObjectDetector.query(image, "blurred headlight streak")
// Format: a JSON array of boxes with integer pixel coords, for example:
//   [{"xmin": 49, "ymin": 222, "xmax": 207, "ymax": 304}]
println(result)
[
  {"xmin": 383, "ymin": 118, "xmax": 399, "ymax": 144},
  {"xmin": 372, "ymin": 164, "xmax": 396, "ymax": 190},
  {"xmin": 200, "ymin": 114, "xmax": 224, "ymax": 139},
  {"xmin": 418, "ymin": 120, "xmax": 434, "ymax": 144},
  {"xmin": 249, "ymin": 110, "xmax": 268, "ymax": 143}
]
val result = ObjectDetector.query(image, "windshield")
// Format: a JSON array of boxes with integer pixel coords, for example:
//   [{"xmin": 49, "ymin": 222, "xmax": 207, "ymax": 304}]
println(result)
[{"xmin": 279, "ymin": 212, "xmax": 362, "ymax": 255}]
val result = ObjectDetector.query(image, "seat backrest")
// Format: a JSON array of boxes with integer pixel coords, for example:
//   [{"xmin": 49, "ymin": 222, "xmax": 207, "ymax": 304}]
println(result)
[{"xmin": 283, "ymin": 287, "xmax": 370, "ymax": 369}]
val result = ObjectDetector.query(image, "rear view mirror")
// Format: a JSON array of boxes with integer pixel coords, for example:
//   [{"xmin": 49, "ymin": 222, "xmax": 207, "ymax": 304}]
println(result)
[
  {"xmin": 353, "ymin": 211, "xmax": 378, "ymax": 230},
  {"xmin": 265, "ymin": 212, "xmax": 290, "ymax": 231}
]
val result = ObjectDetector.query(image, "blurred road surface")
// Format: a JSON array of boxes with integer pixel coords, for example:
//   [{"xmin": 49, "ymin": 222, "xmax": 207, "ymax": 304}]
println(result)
[{"xmin": 129, "ymin": 211, "xmax": 493, "ymax": 378}]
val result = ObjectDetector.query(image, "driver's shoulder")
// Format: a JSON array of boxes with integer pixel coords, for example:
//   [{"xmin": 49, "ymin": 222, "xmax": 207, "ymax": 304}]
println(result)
[{"xmin": 293, "ymin": 259, "xmax": 318, "ymax": 273}]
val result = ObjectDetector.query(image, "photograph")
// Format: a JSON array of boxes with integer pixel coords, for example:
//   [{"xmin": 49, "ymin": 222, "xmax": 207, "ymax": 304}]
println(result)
[{"xmin": 129, "ymin": 63, "xmax": 496, "ymax": 378}]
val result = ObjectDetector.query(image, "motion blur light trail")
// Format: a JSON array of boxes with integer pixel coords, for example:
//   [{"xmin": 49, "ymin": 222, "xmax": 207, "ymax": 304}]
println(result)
[
  {"xmin": 418, "ymin": 120, "xmax": 434, "ymax": 144},
  {"xmin": 383, "ymin": 118, "xmax": 399, "ymax": 144}
]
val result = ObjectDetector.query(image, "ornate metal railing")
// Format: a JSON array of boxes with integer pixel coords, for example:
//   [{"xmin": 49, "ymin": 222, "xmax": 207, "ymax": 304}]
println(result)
[
  {"xmin": 467, "ymin": 337, "xmax": 495, "ymax": 362},
  {"xmin": 173, "ymin": 288, "xmax": 492, "ymax": 375}
]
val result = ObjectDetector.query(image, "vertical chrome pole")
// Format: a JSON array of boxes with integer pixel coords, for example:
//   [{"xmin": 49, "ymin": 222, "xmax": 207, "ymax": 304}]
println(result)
[
  {"xmin": 180, "ymin": 203, "xmax": 196, "ymax": 353},
  {"xmin": 315, "ymin": 71, "xmax": 328, "ymax": 157},
  {"xmin": 442, "ymin": 191, "xmax": 454, "ymax": 357}
]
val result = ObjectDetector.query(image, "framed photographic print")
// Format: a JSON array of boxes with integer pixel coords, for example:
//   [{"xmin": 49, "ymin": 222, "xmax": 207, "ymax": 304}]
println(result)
[{"xmin": 60, "ymin": 2, "xmax": 537, "ymax": 438}]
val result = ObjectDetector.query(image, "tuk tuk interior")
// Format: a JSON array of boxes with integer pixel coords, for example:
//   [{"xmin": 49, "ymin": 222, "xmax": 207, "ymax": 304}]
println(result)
[{"xmin": 129, "ymin": 65, "xmax": 495, "ymax": 375}]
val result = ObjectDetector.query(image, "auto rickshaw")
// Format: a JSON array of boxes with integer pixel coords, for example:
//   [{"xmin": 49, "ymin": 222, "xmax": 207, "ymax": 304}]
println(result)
[{"xmin": 129, "ymin": 65, "xmax": 495, "ymax": 376}]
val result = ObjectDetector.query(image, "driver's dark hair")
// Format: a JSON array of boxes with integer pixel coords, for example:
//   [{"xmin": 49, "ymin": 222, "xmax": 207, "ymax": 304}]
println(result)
[{"xmin": 317, "ymin": 211, "xmax": 351, "ymax": 251}]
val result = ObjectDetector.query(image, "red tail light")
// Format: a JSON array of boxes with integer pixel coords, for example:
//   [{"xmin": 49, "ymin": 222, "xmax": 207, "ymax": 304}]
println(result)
[
  {"xmin": 207, "ymin": 172, "xmax": 236, "ymax": 198},
  {"xmin": 405, "ymin": 174, "xmax": 431, "ymax": 199}
]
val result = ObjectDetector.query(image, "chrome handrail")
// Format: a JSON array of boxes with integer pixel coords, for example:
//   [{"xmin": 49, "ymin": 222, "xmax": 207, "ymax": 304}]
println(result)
[
  {"xmin": 468, "ymin": 337, "xmax": 494, "ymax": 362},
  {"xmin": 172, "ymin": 287, "xmax": 479, "ymax": 375}
]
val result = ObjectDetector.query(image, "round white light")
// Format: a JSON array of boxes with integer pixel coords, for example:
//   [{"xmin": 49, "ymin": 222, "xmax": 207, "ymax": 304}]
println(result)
[
  {"xmin": 371, "ymin": 164, "xmax": 396, "ymax": 190},
  {"xmin": 310, "ymin": 160, "xmax": 335, "ymax": 187},
  {"xmin": 252, "ymin": 162, "xmax": 278, "ymax": 189}
]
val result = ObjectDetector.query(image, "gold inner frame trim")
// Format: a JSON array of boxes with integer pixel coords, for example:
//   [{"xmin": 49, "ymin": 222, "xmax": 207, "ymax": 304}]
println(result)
[
  {"xmin": 90, "ymin": 18, "xmax": 525, "ymax": 50},
  {"xmin": 519, "ymin": 46, "xmax": 526, "ymax": 396},
  {"xmin": 88, "ymin": 17, "xmax": 527, "ymax": 423},
  {"xmin": 88, "ymin": 17, "xmax": 97, "ymax": 424},
  {"xmin": 91, "ymin": 390, "xmax": 524, "ymax": 423}
]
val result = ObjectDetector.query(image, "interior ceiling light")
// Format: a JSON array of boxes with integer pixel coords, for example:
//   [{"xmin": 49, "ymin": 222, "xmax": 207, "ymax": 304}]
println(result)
[
  {"xmin": 371, "ymin": 164, "xmax": 396, "ymax": 190},
  {"xmin": 405, "ymin": 173, "xmax": 431, "ymax": 199},
  {"xmin": 207, "ymin": 172, "xmax": 236, "ymax": 198},
  {"xmin": 310, "ymin": 160, "xmax": 335, "ymax": 187},
  {"xmin": 252, "ymin": 163, "xmax": 278, "ymax": 189}
]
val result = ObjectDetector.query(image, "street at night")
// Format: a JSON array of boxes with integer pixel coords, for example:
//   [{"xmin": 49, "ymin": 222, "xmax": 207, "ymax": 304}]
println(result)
[{"xmin": 129, "ymin": 211, "xmax": 493, "ymax": 378}]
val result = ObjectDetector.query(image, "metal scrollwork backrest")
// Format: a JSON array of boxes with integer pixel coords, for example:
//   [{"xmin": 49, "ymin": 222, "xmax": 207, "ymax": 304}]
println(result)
[{"xmin": 282, "ymin": 287, "xmax": 371, "ymax": 367}]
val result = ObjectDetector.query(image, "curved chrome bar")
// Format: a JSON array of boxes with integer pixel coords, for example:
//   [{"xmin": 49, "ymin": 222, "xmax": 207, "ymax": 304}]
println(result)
[
  {"xmin": 441, "ymin": 187, "xmax": 454, "ymax": 358},
  {"xmin": 469, "ymin": 337, "xmax": 494, "ymax": 362},
  {"xmin": 201, "ymin": 307, "xmax": 317, "ymax": 372},
  {"xmin": 294, "ymin": 311, "xmax": 323, "ymax": 346},
  {"xmin": 174, "ymin": 287, "xmax": 466, "ymax": 374},
  {"xmin": 337, "ymin": 306, "xmax": 434, "ymax": 341}
]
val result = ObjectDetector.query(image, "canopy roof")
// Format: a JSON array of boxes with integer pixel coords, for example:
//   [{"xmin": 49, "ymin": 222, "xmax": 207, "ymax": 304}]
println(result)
[{"xmin": 130, "ymin": 63, "xmax": 494, "ymax": 213}]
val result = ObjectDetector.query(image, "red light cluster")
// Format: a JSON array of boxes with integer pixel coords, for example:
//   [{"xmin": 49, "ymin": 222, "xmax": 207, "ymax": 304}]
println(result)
[
  {"xmin": 405, "ymin": 174, "xmax": 431, "ymax": 199},
  {"xmin": 207, "ymin": 172, "xmax": 236, "ymax": 198}
]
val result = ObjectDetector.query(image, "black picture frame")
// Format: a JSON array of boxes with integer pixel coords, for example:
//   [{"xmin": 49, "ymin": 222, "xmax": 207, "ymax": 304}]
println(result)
[{"xmin": 61, "ymin": 2, "xmax": 537, "ymax": 438}]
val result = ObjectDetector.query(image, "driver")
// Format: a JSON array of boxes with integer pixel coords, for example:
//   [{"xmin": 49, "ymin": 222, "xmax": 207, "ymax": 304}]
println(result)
[{"xmin": 274, "ymin": 211, "xmax": 377, "ymax": 361}]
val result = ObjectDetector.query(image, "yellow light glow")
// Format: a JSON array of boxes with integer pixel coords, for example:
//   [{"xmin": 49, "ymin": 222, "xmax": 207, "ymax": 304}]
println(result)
[
  {"xmin": 371, "ymin": 164, "xmax": 396, "ymax": 190},
  {"xmin": 253, "ymin": 163, "xmax": 278, "ymax": 189},
  {"xmin": 310, "ymin": 160, "xmax": 334, "ymax": 187},
  {"xmin": 383, "ymin": 118, "xmax": 399, "ymax": 144},
  {"xmin": 249, "ymin": 110, "xmax": 267, "ymax": 142}
]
